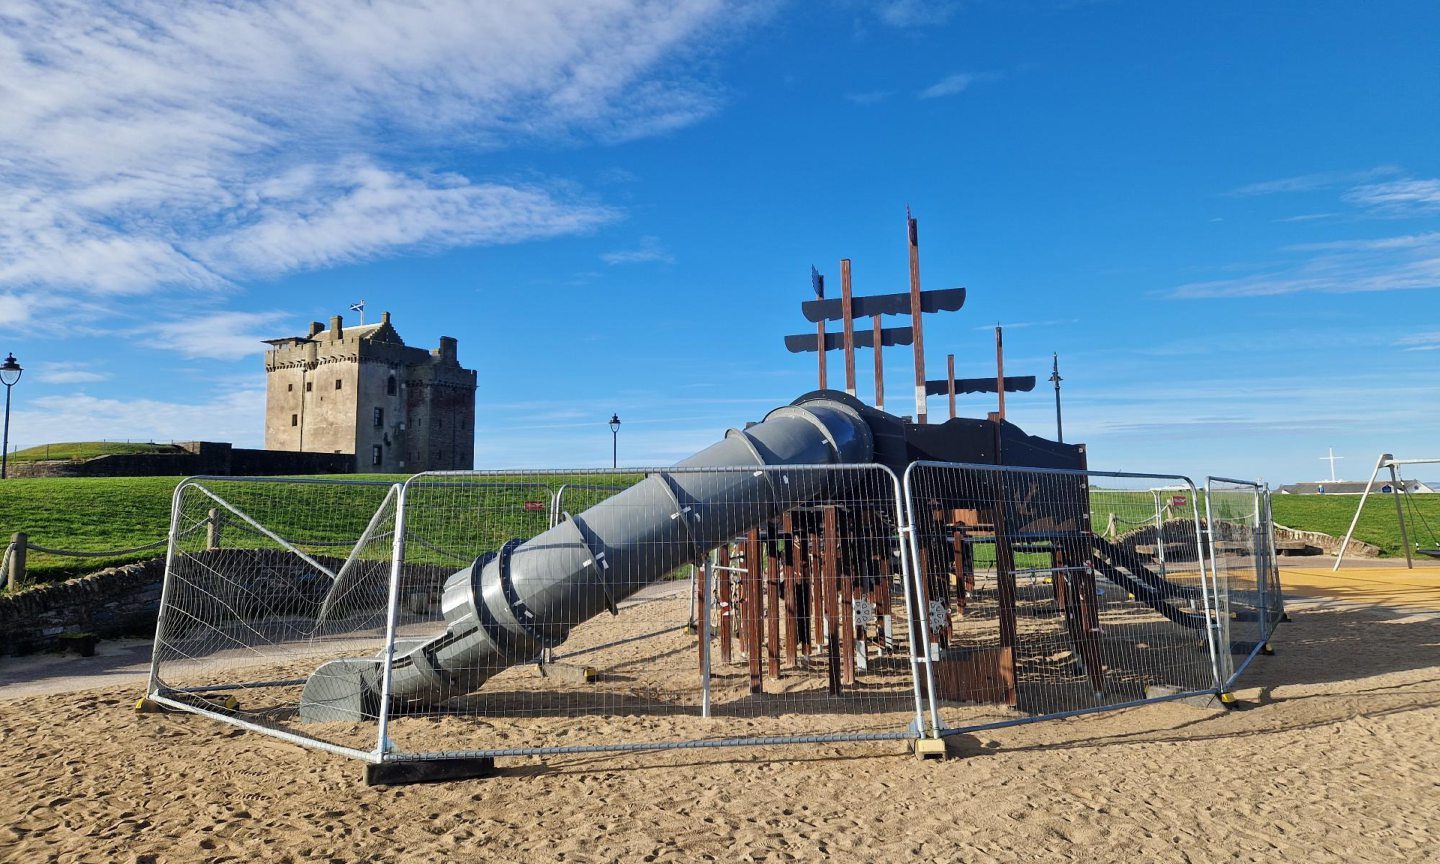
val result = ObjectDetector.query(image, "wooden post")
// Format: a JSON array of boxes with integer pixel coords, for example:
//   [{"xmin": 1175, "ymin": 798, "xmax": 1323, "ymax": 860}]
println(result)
[
  {"xmin": 822, "ymin": 507, "xmax": 843, "ymax": 694},
  {"xmin": 1073, "ymin": 444, "xmax": 1105, "ymax": 694},
  {"xmin": 765, "ymin": 535, "xmax": 781, "ymax": 679},
  {"xmin": 907, "ymin": 211, "xmax": 927, "ymax": 424},
  {"xmin": 718, "ymin": 543, "xmax": 733, "ymax": 665},
  {"xmin": 7, "ymin": 532, "xmax": 25, "ymax": 591},
  {"xmin": 872, "ymin": 314, "xmax": 885, "ymax": 411},
  {"xmin": 947, "ymin": 353, "xmax": 957, "ymax": 420},
  {"xmin": 745, "ymin": 529, "xmax": 763, "ymax": 694},
  {"xmin": 837, "ymin": 520, "xmax": 857, "ymax": 687},
  {"xmin": 995, "ymin": 324, "xmax": 1006, "ymax": 421},
  {"xmin": 206, "ymin": 508, "xmax": 222, "ymax": 551},
  {"xmin": 841, "ymin": 259, "xmax": 856, "ymax": 397},
  {"xmin": 806, "ymin": 528, "xmax": 822, "ymax": 653},
  {"xmin": 781, "ymin": 514, "xmax": 800, "ymax": 667},
  {"xmin": 816, "ymin": 273, "xmax": 828, "ymax": 390}
]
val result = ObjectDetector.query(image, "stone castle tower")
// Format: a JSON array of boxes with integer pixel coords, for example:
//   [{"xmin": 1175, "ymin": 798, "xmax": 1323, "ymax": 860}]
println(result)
[{"xmin": 262, "ymin": 312, "xmax": 477, "ymax": 472}]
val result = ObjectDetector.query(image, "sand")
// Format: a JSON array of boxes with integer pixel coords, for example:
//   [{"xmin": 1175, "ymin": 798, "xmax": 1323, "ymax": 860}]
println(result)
[{"xmin": 1, "ymin": 585, "xmax": 1437, "ymax": 863}]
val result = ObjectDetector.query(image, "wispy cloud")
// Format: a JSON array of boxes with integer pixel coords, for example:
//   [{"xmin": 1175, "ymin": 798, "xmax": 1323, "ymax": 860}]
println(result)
[
  {"xmin": 844, "ymin": 89, "xmax": 893, "ymax": 106},
  {"xmin": 1171, "ymin": 232, "xmax": 1440, "ymax": 298},
  {"xmin": 974, "ymin": 319, "xmax": 1077, "ymax": 330},
  {"xmin": 601, "ymin": 235, "xmax": 674, "ymax": 265},
  {"xmin": 1273, "ymin": 213, "xmax": 1336, "ymax": 223},
  {"xmin": 33, "ymin": 363, "xmax": 111, "ymax": 385},
  {"xmin": 141, "ymin": 311, "xmax": 293, "ymax": 360},
  {"xmin": 0, "ymin": 0, "xmax": 751, "ymax": 326},
  {"xmin": 874, "ymin": 0, "xmax": 958, "ymax": 28},
  {"xmin": 1224, "ymin": 165, "xmax": 1400, "ymax": 197},
  {"xmin": 1398, "ymin": 332, "xmax": 1440, "ymax": 352},
  {"xmin": 1178, "ymin": 171, "xmax": 1440, "ymax": 299},
  {"xmin": 1344, "ymin": 178, "xmax": 1440, "ymax": 215},
  {"xmin": 917, "ymin": 71, "xmax": 998, "ymax": 99}
]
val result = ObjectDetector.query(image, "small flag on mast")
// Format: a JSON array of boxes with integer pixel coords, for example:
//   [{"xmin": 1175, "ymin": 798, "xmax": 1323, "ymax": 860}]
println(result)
[
  {"xmin": 349, "ymin": 300, "xmax": 366, "ymax": 324},
  {"xmin": 810, "ymin": 266, "xmax": 824, "ymax": 299}
]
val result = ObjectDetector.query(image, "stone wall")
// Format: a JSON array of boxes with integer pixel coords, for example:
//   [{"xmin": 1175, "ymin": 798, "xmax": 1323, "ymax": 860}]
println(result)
[
  {"xmin": 6, "ymin": 443, "xmax": 355, "ymax": 478},
  {"xmin": 0, "ymin": 559, "xmax": 165, "ymax": 655}
]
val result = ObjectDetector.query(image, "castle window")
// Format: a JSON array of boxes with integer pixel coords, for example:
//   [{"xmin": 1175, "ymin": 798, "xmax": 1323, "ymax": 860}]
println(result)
[
  {"xmin": 371, "ymin": 445, "xmax": 382, "ymax": 466},
  {"xmin": 386, "ymin": 376, "xmax": 397, "ymax": 396},
  {"xmin": 291, "ymin": 414, "xmax": 298, "ymax": 427},
  {"xmin": 335, "ymin": 378, "xmax": 342, "ymax": 390},
  {"xmin": 373, "ymin": 407, "xmax": 384, "ymax": 428},
  {"xmin": 305, "ymin": 381, "xmax": 313, "ymax": 392},
  {"xmin": 287, "ymin": 383, "xmax": 293, "ymax": 392}
]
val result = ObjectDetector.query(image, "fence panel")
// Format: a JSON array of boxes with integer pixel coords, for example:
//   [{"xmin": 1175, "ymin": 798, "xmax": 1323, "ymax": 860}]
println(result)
[
  {"xmin": 1205, "ymin": 478, "xmax": 1283, "ymax": 687},
  {"xmin": 903, "ymin": 463, "xmax": 1224, "ymax": 738},
  {"xmin": 373, "ymin": 466, "xmax": 926, "ymax": 761},
  {"xmin": 147, "ymin": 477, "xmax": 401, "ymax": 760}
]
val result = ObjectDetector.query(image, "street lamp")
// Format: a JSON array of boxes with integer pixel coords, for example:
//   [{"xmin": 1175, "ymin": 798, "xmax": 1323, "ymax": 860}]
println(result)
[
  {"xmin": 1, "ymin": 353, "xmax": 22, "ymax": 480},
  {"xmin": 609, "ymin": 413, "xmax": 621, "ymax": 469}
]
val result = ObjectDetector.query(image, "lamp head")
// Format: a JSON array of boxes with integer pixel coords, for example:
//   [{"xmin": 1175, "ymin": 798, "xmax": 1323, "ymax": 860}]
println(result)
[
  {"xmin": 0, "ymin": 353, "xmax": 20, "ymax": 387},
  {"xmin": 609, "ymin": 413, "xmax": 621, "ymax": 433}
]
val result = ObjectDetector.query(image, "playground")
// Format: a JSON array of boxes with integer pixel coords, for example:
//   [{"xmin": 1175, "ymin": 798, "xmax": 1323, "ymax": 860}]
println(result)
[{"xmin": 0, "ymin": 570, "xmax": 1435, "ymax": 862}]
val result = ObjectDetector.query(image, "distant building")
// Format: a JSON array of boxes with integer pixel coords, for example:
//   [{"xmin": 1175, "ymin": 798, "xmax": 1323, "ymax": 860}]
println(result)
[
  {"xmin": 263, "ymin": 312, "xmax": 476, "ymax": 472},
  {"xmin": 1277, "ymin": 480, "xmax": 1435, "ymax": 495}
]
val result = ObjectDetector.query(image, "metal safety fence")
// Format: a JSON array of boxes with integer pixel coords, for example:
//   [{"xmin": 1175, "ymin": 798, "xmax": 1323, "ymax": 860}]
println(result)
[
  {"xmin": 146, "ymin": 462, "xmax": 1281, "ymax": 767},
  {"xmin": 1205, "ymin": 477, "xmax": 1285, "ymax": 688},
  {"xmin": 901, "ymin": 463, "xmax": 1225, "ymax": 738},
  {"xmin": 148, "ymin": 466, "xmax": 930, "ymax": 764}
]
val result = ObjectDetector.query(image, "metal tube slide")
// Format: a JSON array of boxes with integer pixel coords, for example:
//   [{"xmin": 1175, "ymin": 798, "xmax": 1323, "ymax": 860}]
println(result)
[{"xmin": 299, "ymin": 396, "xmax": 874, "ymax": 722}]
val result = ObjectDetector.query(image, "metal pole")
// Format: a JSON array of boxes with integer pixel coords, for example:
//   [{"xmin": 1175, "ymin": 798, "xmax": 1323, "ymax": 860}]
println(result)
[
  {"xmin": 1389, "ymin": 463, "xmax": 1413, "ymax": 569},
  {"xmin": 700, "ymin": 552, "xmax": 713, "ymax": 718},
  {"xmin": 1334, "ymin": 453, "xmax": 1388, "ymax": 570},
  {"xmin": 1, "ymin": 383, "xmax": 12, "ymax": 480},
  {"xmin": 872, "ymin": 314, "xmax": 885, "ymax": 411},
  {"xmin": 1050, "ymin": 353, "xmax": 1063, "ymax": 443},
  {"xmin": 907, "ymin": 212, "xmax": 926, "ymax": 424},
  {"xmin": 612, "ymin": 429, "xmax": 617, "ymax": 469},
  {"xmin": 841, "ymin": 259, "xmax": 856, "ymax": 397},
  {"xmin": 994, "ymin": 325, "xmax": 1006, "ymax": 421},
  {"xmin": 947, "ymin": 353, "xmax": 956, "ymax": 419}
]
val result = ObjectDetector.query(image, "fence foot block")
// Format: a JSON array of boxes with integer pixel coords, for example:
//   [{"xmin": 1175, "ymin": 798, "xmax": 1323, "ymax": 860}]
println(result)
[
  {"xmin": 134, "ymin": 696, "xmax": 170, "ymax": 714},
  {"xmin": 910, "ymin": 737, "xmax": 948, "ymax": 760},
  {"xmin": 537, "ymin": 662, "xmax": 597, "ymax": 684},
  {"xmin": 365, "ymin": 757, "xmax": 497, "ymax": 787}
]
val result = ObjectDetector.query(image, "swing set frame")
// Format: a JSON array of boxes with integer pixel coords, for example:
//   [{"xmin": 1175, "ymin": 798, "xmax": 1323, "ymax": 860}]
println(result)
[{"xmin": 1333, "ymin": 453, "xmax": 1440, "ymax": 570}]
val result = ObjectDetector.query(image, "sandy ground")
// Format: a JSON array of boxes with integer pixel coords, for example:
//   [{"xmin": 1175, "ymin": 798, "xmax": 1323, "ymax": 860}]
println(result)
[{"xmin": 1, "ymin": 566, "xmax": 1437, "ymax": 863}]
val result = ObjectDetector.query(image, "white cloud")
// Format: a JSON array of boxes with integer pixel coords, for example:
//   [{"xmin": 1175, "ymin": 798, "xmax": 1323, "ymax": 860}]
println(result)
[
  {"xmin": 0, "ymin": 0, "xmax": 753, "ymax": 320},
  {"xmin": 33, "ymin": 363, "xmax": 111, "ymax": 385},
  {"xmin": 142, "ymin": 311, "xmax": 293, "ymax": 360},
  {"xmin": 8, "ymin": 389, "xmax": 266, "ymax": 450},
  {"xmin": 1344, "ymin": 178, "xmax": 1440, "ymax": 215},
  {"xmin": 844, "ymin": 90, "xmax": 893, "ymax": 106},
  {"xmin": 1178, "ymin": 173, "xmax": 1440, "ymax": 299},
  {"xmin": 875, "ymin": 0, "xmax": 958, "ymax": 28},
  {"xmin": 1171, "ymin": 234, "xmax": 1440, "ymax": 299},
  {"xmin": 1224, "ymin": 165, "xmax": 1400, "ymax": 197},
  {"xmin": 917, "ymin": 71, "xmax": 996, "ymax": 99},
  {"xmin": 601, "ymin": 235, "xmax": 674, "ymax": 265}
]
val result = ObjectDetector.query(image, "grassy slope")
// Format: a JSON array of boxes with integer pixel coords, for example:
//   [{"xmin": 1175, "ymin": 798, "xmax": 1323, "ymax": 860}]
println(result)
[
  {"xmin": 7, "ymin": 442, "xmax": 186, "ymax": 462},
  {"xmin": 1269, "ymin": 493, "xmax": 1440, "ymax": 557},
  {"xmin": 0, "ymin": 473, "xmax": 641, "ymax": 587}
]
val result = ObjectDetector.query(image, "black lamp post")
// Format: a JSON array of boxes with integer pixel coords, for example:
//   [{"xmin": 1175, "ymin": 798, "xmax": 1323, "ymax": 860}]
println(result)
[
  {"xmin": 609, "ymin": 413, "xmax": 621, "ymax": 468},
  {"xmin": 1049, "ymin": 352, "xmax": 1063, "ymax": 444},
  {"xmin": 1, "ymin": 353, "xmax": 22, "ymax": 480}
]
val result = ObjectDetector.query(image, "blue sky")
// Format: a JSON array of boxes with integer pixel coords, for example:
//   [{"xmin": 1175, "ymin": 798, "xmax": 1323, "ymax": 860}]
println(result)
[{"xmin": 1, "ymin": 0, "xmax": 1437, "ymax": 485}]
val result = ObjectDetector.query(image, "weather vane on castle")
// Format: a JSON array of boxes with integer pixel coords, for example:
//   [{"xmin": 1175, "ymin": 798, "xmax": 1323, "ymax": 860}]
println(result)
[{"xmin": 261, "ymin": 311, "xmax": 477, "ymax": 473}]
